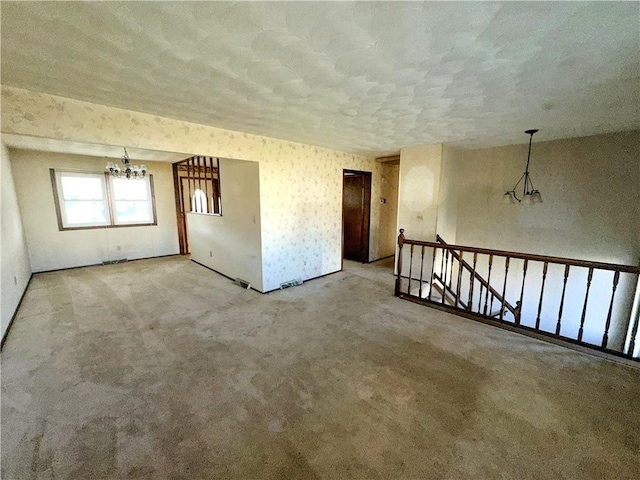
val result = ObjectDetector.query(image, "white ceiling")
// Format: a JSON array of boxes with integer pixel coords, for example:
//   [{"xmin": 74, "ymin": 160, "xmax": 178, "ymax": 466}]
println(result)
[
  {"xmin": 1, "ymin": 134, "xmax": 190, "ymax": 163},
  {"xmin": 1, "ymin": 1, "xmax": 638, "ymax": 155}
]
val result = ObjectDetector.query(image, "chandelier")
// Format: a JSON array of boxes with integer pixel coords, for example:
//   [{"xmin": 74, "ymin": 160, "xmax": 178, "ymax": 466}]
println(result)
[
  {"xmin": 503, "ymin": 129, "xmax": 542, "ymax": 204},
  {"xmin": 105, "ymin": 147, "xmax": 147, "ymax": 179}
]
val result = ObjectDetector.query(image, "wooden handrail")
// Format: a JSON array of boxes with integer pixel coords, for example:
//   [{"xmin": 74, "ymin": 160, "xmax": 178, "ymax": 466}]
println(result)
[
  {"xmin": 398, "ymin": 235, "xmax": 640, "ymax": 274},
  {"xmin": 436, "ymin": 236, "xmax": 518, "ymax": 317},
  {"xmin": 396, "ymin": 229, "xmax": 639, "ymax": 361}
]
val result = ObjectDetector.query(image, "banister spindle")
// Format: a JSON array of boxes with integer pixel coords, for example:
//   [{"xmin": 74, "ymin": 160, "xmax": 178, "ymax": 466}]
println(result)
[
  {"xmin": 483, "ymin": 255, "xmax": 494, "ymax": 316},
  {"xmin": 516, "ymin": 259, "xmax": 528, "ymax": 325},
  {"xmin": 395, "ymin": 229, "xmax": 404, "ymax": 297},
  {"xmin": 556, "ymin": 264, "xmax": 570, "ymax": 335},
  {"xmin": 500, "ymin": 257, "xmax": 510, "ymax": 321},
  {"xmin": 468, "ymin": 252, "xmax": 477, "ymax": 312},
  {"xmin": 455, "ymin": 251, "xmax": 464, "ymax": 308},
  {"xmin": 626, "ymin": 309, "xmax": 639, "ymax": 358},
  {"xmin": 601, "ymin": 270, "xmax": 620, "ymax": 348},
  {"xmin": 427, "ymin": 246, "xmax": 437, "ymax": 300},
  {"xmin": 408, "ymin": 244, "xmax": 414, "ymax": 295},
  {"xmin": 535, "ymin": 262, "xmax": 549, "ymax": 330},
  {"xmin": 578, "ymin": 267, "xmax": 594, "ymax": 342},
  {"xmin": 418, "ymin": 246, "xmax": 425, "ymax": 298},
  {"xmin": 442, "ymin": 248, "xmax": 450, "ymax": 306}
]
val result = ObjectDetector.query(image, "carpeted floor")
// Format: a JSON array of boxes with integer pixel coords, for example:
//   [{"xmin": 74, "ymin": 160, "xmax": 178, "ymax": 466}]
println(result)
[{"xmin": 2, "ymin": 256, "xmax": 639, "ymax": 479}]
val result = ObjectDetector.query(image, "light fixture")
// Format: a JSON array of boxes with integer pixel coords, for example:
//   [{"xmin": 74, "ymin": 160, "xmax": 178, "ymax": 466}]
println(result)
[
  {"xmin": 105, "ymin": 147, "xmax": 147, "ymax": 179},
  {"xmin": 503, "ymin": 129, "xmax": 543, "ymax": 204}
]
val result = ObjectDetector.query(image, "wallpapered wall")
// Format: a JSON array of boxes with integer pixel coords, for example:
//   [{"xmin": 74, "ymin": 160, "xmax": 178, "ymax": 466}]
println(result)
[{"xmin": 1, "ymin": 87, "xmax": 385, "ymax": 291}]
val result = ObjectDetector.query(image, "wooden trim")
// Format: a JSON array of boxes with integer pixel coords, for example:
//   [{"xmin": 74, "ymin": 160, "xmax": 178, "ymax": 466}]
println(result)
[
  {"xmin": 376, "ymin": 154, "xmax": 400, "ymax": 164},
  {"xmin": 49, "ymin": 168, "xmax": 65, "ymax": 231},
  {"xmin": 216, "ymin": 157, "xmax": 223, "ymax": 216},
  {"xmin": 400, "ymin": 236, "xmax": 640, "ymax": 274},
  {"xmin": 33, "ymin": 254, "xmax": 181, "ymax": 274},
  {"xmin": 437, "ymin": 237, "xmax": 518, "ymax": 316},
  {"xmin": 51, "ymin": 169, "xmax": 158, "ymax": 231},
  {"xmin": 343, "ymin": 169, "xmax": 372, "ymax": 263},
  {"xmin": 397, "ymin": 292, "xmax": 639, "ymax": 365},
  {"xmin": 173, "ymin": 163, "xmax": 186, "ymax": 255},
  {"xmin": 148, "ymin": 174, "xmax": 158, "ymax": 225},
  {"xmin": 55, "ymin": 223, "xmax": 157, "ymax": 231},
  {"xmin": 1, "ymin": 274, "xmax": 33, "ymax": 350}
]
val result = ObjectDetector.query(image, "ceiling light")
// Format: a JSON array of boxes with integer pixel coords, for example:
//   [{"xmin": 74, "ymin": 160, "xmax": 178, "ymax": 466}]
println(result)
[
  {"xmin": 503, "ymin": 129, "xmax": 543, "ymax": 204},
  {"xmin": 106, "ymin": 147, "xmax": 147, "ymax": 179}
]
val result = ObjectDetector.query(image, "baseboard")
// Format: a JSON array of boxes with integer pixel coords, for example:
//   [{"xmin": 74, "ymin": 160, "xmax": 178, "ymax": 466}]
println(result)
[
  {"xmin": 191, "ymin": 260, "xmax": 265, "ymax": 294},
  {"xmin": 33, "ymin": 253, "xmax": 182, "ymax": 274},
  {"xmin": 367, "ymin": 254, "xmax": 395, "ymax": 264},
  {"xmin": 1, "ymin": 273, "xmax": 33, "ymax": 350}
]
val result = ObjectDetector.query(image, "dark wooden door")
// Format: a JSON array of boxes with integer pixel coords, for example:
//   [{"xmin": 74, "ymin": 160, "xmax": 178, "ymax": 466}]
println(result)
[{"xmin": 343, "ymin": 170, "xmax": 371, "ymax": 263}]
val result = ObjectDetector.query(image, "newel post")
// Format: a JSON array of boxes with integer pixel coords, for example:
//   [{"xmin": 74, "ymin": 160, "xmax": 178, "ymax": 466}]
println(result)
[{"xmin": 395, "ymin": 229, "xmax": 405, "ymax": 297}]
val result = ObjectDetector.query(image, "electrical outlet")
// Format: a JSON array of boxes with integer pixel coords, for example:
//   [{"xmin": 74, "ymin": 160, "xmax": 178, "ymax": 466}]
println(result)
[
  {"xmin": 117, "ymin": 245, "xmax": 122, "ymax": 251},
  {"xmin": 209, "ymin": 251, "xmax": 213, "ymax": 257},
  {"xmin": 14, "ymin": 276, "xmax": 17, "ymax": 285}
]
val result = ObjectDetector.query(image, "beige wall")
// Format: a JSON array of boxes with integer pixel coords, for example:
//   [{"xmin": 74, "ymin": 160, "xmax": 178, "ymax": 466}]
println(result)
[
  {"xmin": 436, "ymin": 144, "xmax": 459, "ymax": 244},
  {"xmin": 1, "ymin": 143, "xmax": 32, "ymax": 341},
  {"xmin": 454, "ymin": 131, "xmax": 639, "ymax": 264},
  {"xmin": 378, "ymin": 162, "xmax": 400, "ymax": 258},
  {"xmin": 10, "ymin": 150, "xmax": 179, "ymax": 272},
  {"xmin": 1, "ymin": 87, "xmax": 387, "ymax": 293},
  {"xmin": 397, "ymin": 144, "xmax": 443, "ymax": 277},
  {"xmin": 187, "ymin": 158, "xmax": 263, "ymax": 291},
  {"xmin": 451, "ymin": 131, "xmax": 640, "ymax": 347}
]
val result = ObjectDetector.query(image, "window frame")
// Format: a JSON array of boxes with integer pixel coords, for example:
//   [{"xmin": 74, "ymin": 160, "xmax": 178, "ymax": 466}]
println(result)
[{"xmin": 50, "ymin": 168, "xmax": 158, "ymax": 231}]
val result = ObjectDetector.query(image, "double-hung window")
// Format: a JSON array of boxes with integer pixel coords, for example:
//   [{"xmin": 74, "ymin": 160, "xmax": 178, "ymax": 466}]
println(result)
[{"xmin": 51, "ymin": 169, "xmax": 156, "ymax": 230}]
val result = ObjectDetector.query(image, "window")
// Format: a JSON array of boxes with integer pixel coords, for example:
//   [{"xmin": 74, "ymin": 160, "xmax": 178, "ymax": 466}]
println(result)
[
  {"xmin": 191, "ymin": 189, "xmax": 208, "ymax": 213},
  {"xmin": 51, "ymin": 169, "xmax": 157, "ymax": 230}
]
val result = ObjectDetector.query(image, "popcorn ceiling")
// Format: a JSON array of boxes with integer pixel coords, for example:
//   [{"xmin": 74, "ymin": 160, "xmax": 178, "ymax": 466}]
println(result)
[{"xmin": 1, "ymin": 1, "xmax": 638, "ymax": 155}]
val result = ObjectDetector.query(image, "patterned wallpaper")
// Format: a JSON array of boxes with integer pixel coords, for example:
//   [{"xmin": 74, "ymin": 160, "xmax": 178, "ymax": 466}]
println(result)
[{"xmin": 1, "ymin": 86, "xmax": 386, "ymax": 292}]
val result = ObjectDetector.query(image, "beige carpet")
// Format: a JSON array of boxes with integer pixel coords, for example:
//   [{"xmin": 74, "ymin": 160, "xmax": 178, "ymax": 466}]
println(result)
[{"xmin": 2, "ymin": 256, "xmax": 639, "ymax": 479}]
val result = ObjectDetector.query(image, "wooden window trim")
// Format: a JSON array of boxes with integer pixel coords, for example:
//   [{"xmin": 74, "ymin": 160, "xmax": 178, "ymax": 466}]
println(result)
[{"xmin": 50, "ymin": 168, "xmax": 158, "ymax": 231}]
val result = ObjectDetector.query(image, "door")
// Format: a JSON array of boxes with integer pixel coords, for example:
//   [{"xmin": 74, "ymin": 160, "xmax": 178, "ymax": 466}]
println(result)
[{"xmin": 342, "ymin": 170, "xmax": 371, "ymax": 263}]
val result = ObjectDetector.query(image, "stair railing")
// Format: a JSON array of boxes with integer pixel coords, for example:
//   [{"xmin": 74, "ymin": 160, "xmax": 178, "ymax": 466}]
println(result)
[{"xmin": 395, "ymin": 229, "xmax": 640, "ymax": 360}]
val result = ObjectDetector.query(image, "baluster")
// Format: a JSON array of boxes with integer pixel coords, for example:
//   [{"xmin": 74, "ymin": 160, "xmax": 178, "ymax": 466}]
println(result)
[
  {"xmin": 442, "ymin": 248, "xmax": 450, "ymax": 305},
  {"xmin": 427, "ymin": 246, "xmax": 437, "ymax": 300},
  {"xmin": 483, "ymin": 255, "xmax": 494, "ymax": 316},
  {"xmin": 516, "ymin": 259, "xmax": 528, "ymax": 325},
  {"xmin": 601, "ymin": 271, "xmax": 620, "ymax": 348},
  {"xmin": 578, "ymin": 267, "xmax": 594, "ymax": 342},
  {"xmin": 626, "ymin": 308, "xmax": 639, "ymax": 358},
  {"xmin": 408, "ymin": 244, "xmax": 414, "ymax": 296},
  {"xmin": 395, "ymin": 229, "xmax": 404, "ymax": 297},
  {"xmin": 535, "ymin": 262, "xmax": 549, "ymax": 330},
  {"xmin": 455, "ymin": 251, "xmax": 464, "ymax": 308},
  {"xmin": 556, "ymin": 265, "xmax": 570, "ymax": 335},
  {"xmin": 500, "ymin": 257, "xmax": 510, "ymax": 321},
  {"xmin": 418, "ymin": 246, "xmax": 425, "ymax": 298},
  {"xmin": 467, "ymin": 252, "xmax": 477, "ymax": 312}
]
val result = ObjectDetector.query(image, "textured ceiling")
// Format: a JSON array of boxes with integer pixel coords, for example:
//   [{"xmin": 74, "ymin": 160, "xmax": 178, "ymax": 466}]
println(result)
[{"xmin": 1, "ymin": 1, "xmax": 639, "ymax": 155}]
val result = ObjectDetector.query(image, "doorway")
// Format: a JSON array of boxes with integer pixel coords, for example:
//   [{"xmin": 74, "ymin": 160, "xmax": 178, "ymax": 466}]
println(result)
[
  {"xmin": 342, "ymin": 170, "xmax": 371, "ymax": 263},
  {"xmin": 172, "ymin": 156, "xmax": 221, "ymax": 254}
]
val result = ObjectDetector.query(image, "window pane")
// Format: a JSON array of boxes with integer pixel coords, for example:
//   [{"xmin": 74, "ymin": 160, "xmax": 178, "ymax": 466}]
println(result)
[
  {"xmin": 61, "ymin": 175, "xmax": 104, "ymax": 200},
  {"xmin": 112, "ymin": 178, "xmax": 148, "ymax": 200},
  {"xmin": 64, "ymin": 201, "xmax": 108, "ymax": 225},
  {"xmin": 114, "ymin": 200, "xmax": 151, "ymax": 223}
]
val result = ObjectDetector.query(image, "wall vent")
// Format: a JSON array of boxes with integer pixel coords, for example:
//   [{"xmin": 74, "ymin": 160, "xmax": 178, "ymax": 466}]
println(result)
[
  {"xmin": 280, "ymin": 278, "xmax": 303, "ymax": 289},
  {"xmin": 234, "ymin": 278, "xmax": 251, "ymax": 290},
  {"xmin": 102, "ymin": 259, "xmax": 128, "ymax": 265}
]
